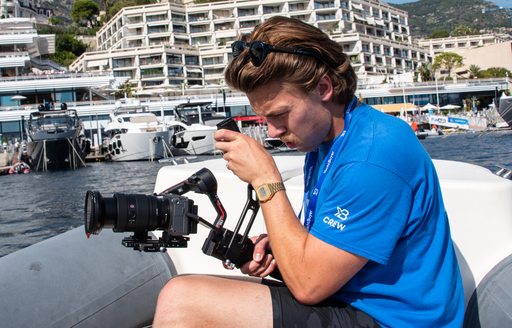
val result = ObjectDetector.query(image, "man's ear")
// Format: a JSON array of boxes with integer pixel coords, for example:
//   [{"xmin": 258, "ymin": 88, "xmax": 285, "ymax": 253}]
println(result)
[{"xmin": 316, "ymin": 75, "xmax": 334, "ymax": 102}]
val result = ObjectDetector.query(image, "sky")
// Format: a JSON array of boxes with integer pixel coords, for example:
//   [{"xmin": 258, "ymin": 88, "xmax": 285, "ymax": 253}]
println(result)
[{"xmin": 386, "ymin": 0, "xmax": 511, "ymax": 8}]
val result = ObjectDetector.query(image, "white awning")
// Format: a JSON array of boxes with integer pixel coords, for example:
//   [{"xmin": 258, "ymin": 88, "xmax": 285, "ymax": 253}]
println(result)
[
  {"xmin": 87, "ymin": 59, "xmax": 108, "ymax": 67},
  {"xmin": 366, "ymin": 17, "xmax": 376, "ymax": 25},
  {"xmin": 353, "ymin": 14, "xmax": 366, "ymax": 22},
  {"xmin": 375, "ymin": 19, "xmax": 385, "ymax": 26},
  {"xmin": 187, "ymin": 68, "xmax": 202, "ymax": 73},
  {"xmin": 351, "ymin": 3, "xmax": 363, "ymax": 10}
]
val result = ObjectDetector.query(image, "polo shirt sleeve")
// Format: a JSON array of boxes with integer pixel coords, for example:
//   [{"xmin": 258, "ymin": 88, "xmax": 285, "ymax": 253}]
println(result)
[{"xmin": 309, "ymin": 162, "xmax": 413, "ymax": 265}]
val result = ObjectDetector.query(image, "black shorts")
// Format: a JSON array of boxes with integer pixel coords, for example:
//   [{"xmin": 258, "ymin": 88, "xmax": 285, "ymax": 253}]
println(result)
[{"xmin": 263, "ymin": 279, "xmax": 379, "ymax": 328}]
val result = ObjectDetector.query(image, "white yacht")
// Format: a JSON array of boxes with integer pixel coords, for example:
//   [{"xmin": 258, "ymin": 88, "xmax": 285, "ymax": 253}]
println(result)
[
  {"xmin": 103, "ymin": 99, "xmax": 172, "ymax": 161},
  {"xmin": 498, "ymin": 93, "xmax": 512, "ymax": 127},
  {"xmin": 168, "ymin": 101, "xmax": 225, "ymax": 155},
  {"xmin": 1, "ymin": 156, "xmax": 512, "ymax": 327}
]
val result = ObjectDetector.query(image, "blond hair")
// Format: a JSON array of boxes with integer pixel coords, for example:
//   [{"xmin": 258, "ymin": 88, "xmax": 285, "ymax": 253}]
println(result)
[{"xmin": 224, "ymin": 16, "xmax": 357, "ymax": 105}]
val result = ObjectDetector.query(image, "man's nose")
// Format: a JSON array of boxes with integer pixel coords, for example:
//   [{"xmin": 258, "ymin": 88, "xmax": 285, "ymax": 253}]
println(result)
[{"xmin": 267, "ymin": 121, "xmax": 285, "ymax": 138}]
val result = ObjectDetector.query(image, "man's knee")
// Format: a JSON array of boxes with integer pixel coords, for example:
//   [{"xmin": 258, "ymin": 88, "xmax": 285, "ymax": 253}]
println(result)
[
  {"xmin": 154, "ymin": 275, "xmax": 195, "ymax": 326},
  {"xmin": 157, "ymin": 275, "xmax": 193, "ymax": 307}
]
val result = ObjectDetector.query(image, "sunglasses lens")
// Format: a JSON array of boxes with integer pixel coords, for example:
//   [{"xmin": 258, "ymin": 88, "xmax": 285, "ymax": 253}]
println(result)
[
  {"xmin": 232, "ymin": 41, "xmax": 246, "ymax": 58},
  {"xmin": 250, "ymin": 42, "xmax": 266, "ymax": 67}
]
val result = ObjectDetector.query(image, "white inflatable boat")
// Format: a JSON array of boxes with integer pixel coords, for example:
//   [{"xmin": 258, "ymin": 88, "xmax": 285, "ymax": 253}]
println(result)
[{"xmin": 1, "ymin": 156, "xmax": 511, "ymax": 327}]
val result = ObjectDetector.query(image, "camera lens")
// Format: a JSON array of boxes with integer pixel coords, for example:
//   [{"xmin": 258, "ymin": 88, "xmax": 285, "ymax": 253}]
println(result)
[
  {"xmin": 84, "ymin": 190, "xmax": 116, "ymax": 235},
  {"xmin": 84, "ymin": 191, "xmax": 174, "ymax": 236}
]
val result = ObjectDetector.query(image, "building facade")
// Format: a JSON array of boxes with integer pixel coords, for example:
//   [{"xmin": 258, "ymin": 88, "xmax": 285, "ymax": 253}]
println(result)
[
  {"xmin": 417, "ymin": 33, "xmax": 510, "ymax": 56},
  {"xmin": 70, "ymin": 0, "xmax": 431, "ymax": 93},
  {"xmin": 0, "ymin": 0, "xmax": 53, "ymax": 23},
  {"xmin": 418, "ymin": 34, "xmax": 512, "ymax": 78}
]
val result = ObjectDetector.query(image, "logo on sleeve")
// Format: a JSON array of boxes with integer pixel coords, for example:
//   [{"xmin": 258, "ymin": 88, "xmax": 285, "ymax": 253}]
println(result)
[{"xmin": 323, "ymin": 207, "xmax": 349, "ymax": 231}]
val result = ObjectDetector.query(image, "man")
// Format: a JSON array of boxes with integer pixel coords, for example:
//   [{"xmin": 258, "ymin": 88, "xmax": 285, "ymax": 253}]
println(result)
[
  {"xmin": 19, "ymin": 150, "xmax": 33, "ymax": 169},
  {"xmin": 153, "ymin": 16, "xmax": 464, "ymax": 327}
]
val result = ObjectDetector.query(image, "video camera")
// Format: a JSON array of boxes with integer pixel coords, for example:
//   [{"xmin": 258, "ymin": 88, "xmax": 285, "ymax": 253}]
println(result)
[{"xmin": 84, "ymin": 167, "xmax": 261, "ymax": 269}]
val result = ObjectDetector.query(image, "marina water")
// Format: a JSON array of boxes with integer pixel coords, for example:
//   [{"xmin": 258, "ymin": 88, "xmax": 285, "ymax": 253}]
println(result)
[{"xmin": 1, "ymin": 130, "xmax": 512, "ymax": 258}]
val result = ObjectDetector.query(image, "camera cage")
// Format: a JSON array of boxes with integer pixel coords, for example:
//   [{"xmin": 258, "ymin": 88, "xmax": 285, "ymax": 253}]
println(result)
[{"xmin": 116, "ymin": 168, "xmax": 260, "ymax": 269}]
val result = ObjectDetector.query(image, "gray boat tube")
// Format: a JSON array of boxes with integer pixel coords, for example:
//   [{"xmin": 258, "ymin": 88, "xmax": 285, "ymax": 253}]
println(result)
[{"xmin": 0, "ymin": 226, "xmax": 176, "ymax": 328}]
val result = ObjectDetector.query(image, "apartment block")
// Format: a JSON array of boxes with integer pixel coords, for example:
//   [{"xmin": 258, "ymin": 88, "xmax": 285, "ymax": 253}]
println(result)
[
  {"xmin": 418, "ymin": 33, "xmax": 511, "ymax": 56},
  {"xmin": 0, "ymin": 0, "xmax": 52, "ymax": 23},
  {"xmin": 70, "ymin": 0, "xmax": 431, "ymax": 93}
]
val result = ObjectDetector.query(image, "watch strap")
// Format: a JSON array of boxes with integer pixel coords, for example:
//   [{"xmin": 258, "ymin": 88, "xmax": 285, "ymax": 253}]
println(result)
[{"xmin": 257, "ymin": 182, "xmax": 285, "ymax": 203}]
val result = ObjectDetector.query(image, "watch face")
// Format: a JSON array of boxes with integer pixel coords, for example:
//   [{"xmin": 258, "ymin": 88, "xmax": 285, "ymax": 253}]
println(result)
[
  {"xmin": 258, "ymin": 186, "xmax": 269, "ymax": 198},
  {"xmin": 257, "ymin": 185, "xmax": 272, "ymax": 201}
]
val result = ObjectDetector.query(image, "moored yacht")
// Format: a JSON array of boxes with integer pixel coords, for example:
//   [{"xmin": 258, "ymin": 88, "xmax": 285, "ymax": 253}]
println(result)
[
  {"xmin": 103, "ymin": 99, "xmax": 172, "ymax": 161},
  {"xmin": 27, "ymin": 108, "xmax": 88, "ymax": 170},
  {"xmin": 168, "ymin": 101, "xmax": 225, "ymax": 155},
  {"xmin": 498, "ymin": 93, "xmax": 512, "ymax": 128}
]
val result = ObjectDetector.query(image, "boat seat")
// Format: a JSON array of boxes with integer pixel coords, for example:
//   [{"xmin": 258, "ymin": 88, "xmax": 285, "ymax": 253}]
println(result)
[
  {"xmin": 463, "ymin": 254, "xmax": 512, "ymax": 327},
  {"xmin": 0, "ymin": 227, "xmax": 176, "ymax": 328}
]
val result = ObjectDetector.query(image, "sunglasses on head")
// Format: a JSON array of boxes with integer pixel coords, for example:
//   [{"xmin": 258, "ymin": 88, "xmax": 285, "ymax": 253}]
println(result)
[{"xmin": 231, "ymin": 40, "xmax": 329, "ymax": 67}]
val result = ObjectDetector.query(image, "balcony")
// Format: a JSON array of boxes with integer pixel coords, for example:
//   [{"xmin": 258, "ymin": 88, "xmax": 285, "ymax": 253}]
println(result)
[
  {"xmin": 314, "ymin": 1, "xmax": 335, "ymax": 10},
  {"xmin": 140, "ymin": 56, "xmax": 163, "ymax": 66},
  {"xmin": 213, "ymin": 9, "xmax": 233, "ymax": 19},
  {"xmin": 148, "ymin": 26, "xmax": 168, "ymax": 34},
  {"xmin": 188, "ymin": 13, "xmax": 209, "ymax": 22},
  {"xmin": 263, "ymin": 5, "xmax": 282, "ymax": 15},
  {"xmin": 289, "ymin": 2, "xmax": 308, "ymax": 12},
  {"xmin": 141, "ymin": 68, "xmax": 164, "ymax": 78},
  {"xmin": 146, "ymin": 14, "xmax": 168, "ymax": 22},
  {"xmin": 238, "ymin": 7, "xmax": 258, "ymax": 17},
  {"xmin": 112, "ymin": 58, "xmax": 135, "ymax": 68},
  {"xmin": 171, "ymin": 14, "xmax": 186, "ymax": 22}
]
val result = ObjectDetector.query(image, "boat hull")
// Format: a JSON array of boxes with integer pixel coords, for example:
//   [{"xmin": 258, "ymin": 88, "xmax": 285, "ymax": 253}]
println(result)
[
  {"xmin": 498, "ymin": 95, "xmax": 512, "ymax": 127},
  {"xmin": 0, "ymin": 227, "xmax": 175, "ymax": 328},
  {"xmin": 171, "ymin": 125, "xmax": 216, "ymax": 155},
  {"xmin": 105, "ymin": 130, "xmax": 171, "ymax": 161},
  {"xmin": 28, "ymin": 131, "xmax": 87, "ymax": 171}
]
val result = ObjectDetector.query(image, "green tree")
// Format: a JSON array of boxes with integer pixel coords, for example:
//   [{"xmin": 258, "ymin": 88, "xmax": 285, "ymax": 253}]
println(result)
[
  {"xmin": 48, "ymin": 34, "xmax": 88, "ymax": 67},
  {"xmin": 432, "ymin": 52, "xmax": 463, "ymax": 80},
  {"xmin": 416, "ymin": 62, "xmax": 434, "ymax": 82},
  {"xmin": 71, "ymin": 0, "xmax": 99, "ymax": 27},
  {"xmin": 115, "ymin": 81, "xmax": 134, "ymax": 98},
  {"xmin": 104, "ymin": 0, "xmax": 156, "ymax": 21},
  {"xmin": 468, "ymin": 64, "xmax": 481, "ymax": 79},
  {"xmin": 49, "ymin": 51, "xmax": 77, "ymax": 67},
  {"xmin": 480, "ymin": 67, "xmax": 512, "ymax": 78},
  {"xmin": 428, "ymin": 29, "xmax": 450, "ymax": 39},
  {"xmin": 450, "ymin": 25, "xmax": 478, "ymax": 37},
  {"xmin": 55, "ymin": 34, "xmax": 88, "ymax": 56}
]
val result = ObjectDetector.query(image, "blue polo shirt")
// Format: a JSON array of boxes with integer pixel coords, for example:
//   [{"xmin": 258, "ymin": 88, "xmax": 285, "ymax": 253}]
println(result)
[{"xmin": 305, "ymin": 103, "xmax": 464, "ymax": 327}]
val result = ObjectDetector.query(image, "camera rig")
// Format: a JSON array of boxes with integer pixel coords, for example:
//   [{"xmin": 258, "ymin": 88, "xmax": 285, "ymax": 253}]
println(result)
[{"xmin": 85, "ymin": 168, "xmax": 261, "ymax": 269}]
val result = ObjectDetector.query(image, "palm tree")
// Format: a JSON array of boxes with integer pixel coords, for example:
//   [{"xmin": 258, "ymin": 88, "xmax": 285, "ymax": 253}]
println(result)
[
  {"xmin": 468, "ymin": 65, "xmax": 481, "ymax": 79},
  {"xmin": 416, "ymin": 63, "xmax": 433, "ymax": 82},
  {"xmin": 115, "ymin": 81, "xmax": 133, "ymax": 99}
]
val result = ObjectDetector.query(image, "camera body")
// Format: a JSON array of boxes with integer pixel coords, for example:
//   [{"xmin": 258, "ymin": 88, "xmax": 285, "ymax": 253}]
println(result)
[{"xmin": 85, "ymin": 168, "xmax": 259, "ymax": 268}]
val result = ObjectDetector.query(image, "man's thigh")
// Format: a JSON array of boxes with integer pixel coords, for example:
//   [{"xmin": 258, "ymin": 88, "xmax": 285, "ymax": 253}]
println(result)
[
  {"xmin": 264, "ymin": 279, "xmax": 379, "ymax": 328},
  {"xmin": 154, "ymin": 275, "xmax": 273, "ymax": 328}
]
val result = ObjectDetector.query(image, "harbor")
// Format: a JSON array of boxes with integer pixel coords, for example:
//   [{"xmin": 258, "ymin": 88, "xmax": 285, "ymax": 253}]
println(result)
[
  {"xmin": 0, "ymin": 15, "xmax": 510, "ymax": 174},
  {"xmin": 1, "ymin": 128, "xmax": 511, "ymax": 258},
  {"xmin": 0, "ymin": 0, "xmax": 511, "ymax": 325},
  {"xmin": 1, "ymin": 128, "xmax": 512, "ymax": 327}
]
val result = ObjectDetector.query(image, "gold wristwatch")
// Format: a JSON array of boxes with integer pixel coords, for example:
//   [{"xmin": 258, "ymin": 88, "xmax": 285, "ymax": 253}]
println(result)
[{"xmin": 255, "ymin": 182, "xmax": 286, "ymax": 203}]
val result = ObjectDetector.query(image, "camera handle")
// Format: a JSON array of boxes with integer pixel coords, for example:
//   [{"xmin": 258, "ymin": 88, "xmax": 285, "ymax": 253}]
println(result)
[
  {"xmin": 202, "ymin": 184, "xmax": 260, "ymax": 269},
  {"xmin": 159, "ymin": 168, "xmax": 261, "ymax": 269}
]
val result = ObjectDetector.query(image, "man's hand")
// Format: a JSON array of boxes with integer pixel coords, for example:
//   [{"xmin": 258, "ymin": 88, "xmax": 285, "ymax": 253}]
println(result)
[
  {"xmin": 240, "ymin": 234, "xmax": 277, "ymax": 278},
  {"xmin": 214, "ymin": 129, "xmax": 281, "ymax": 188}
]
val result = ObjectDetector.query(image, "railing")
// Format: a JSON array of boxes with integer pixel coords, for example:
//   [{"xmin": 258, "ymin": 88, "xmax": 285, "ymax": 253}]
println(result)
[
  {"xmin": 358, "ymin": 77, "xmax": 510, "ymax": 90},
  {"xmin": 31, "ymin": 57, "xmax": 67, "ymax": 72},
  {"xmin": 0, "ymin": 72, "xmax": 112, "ymax": 83}
]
